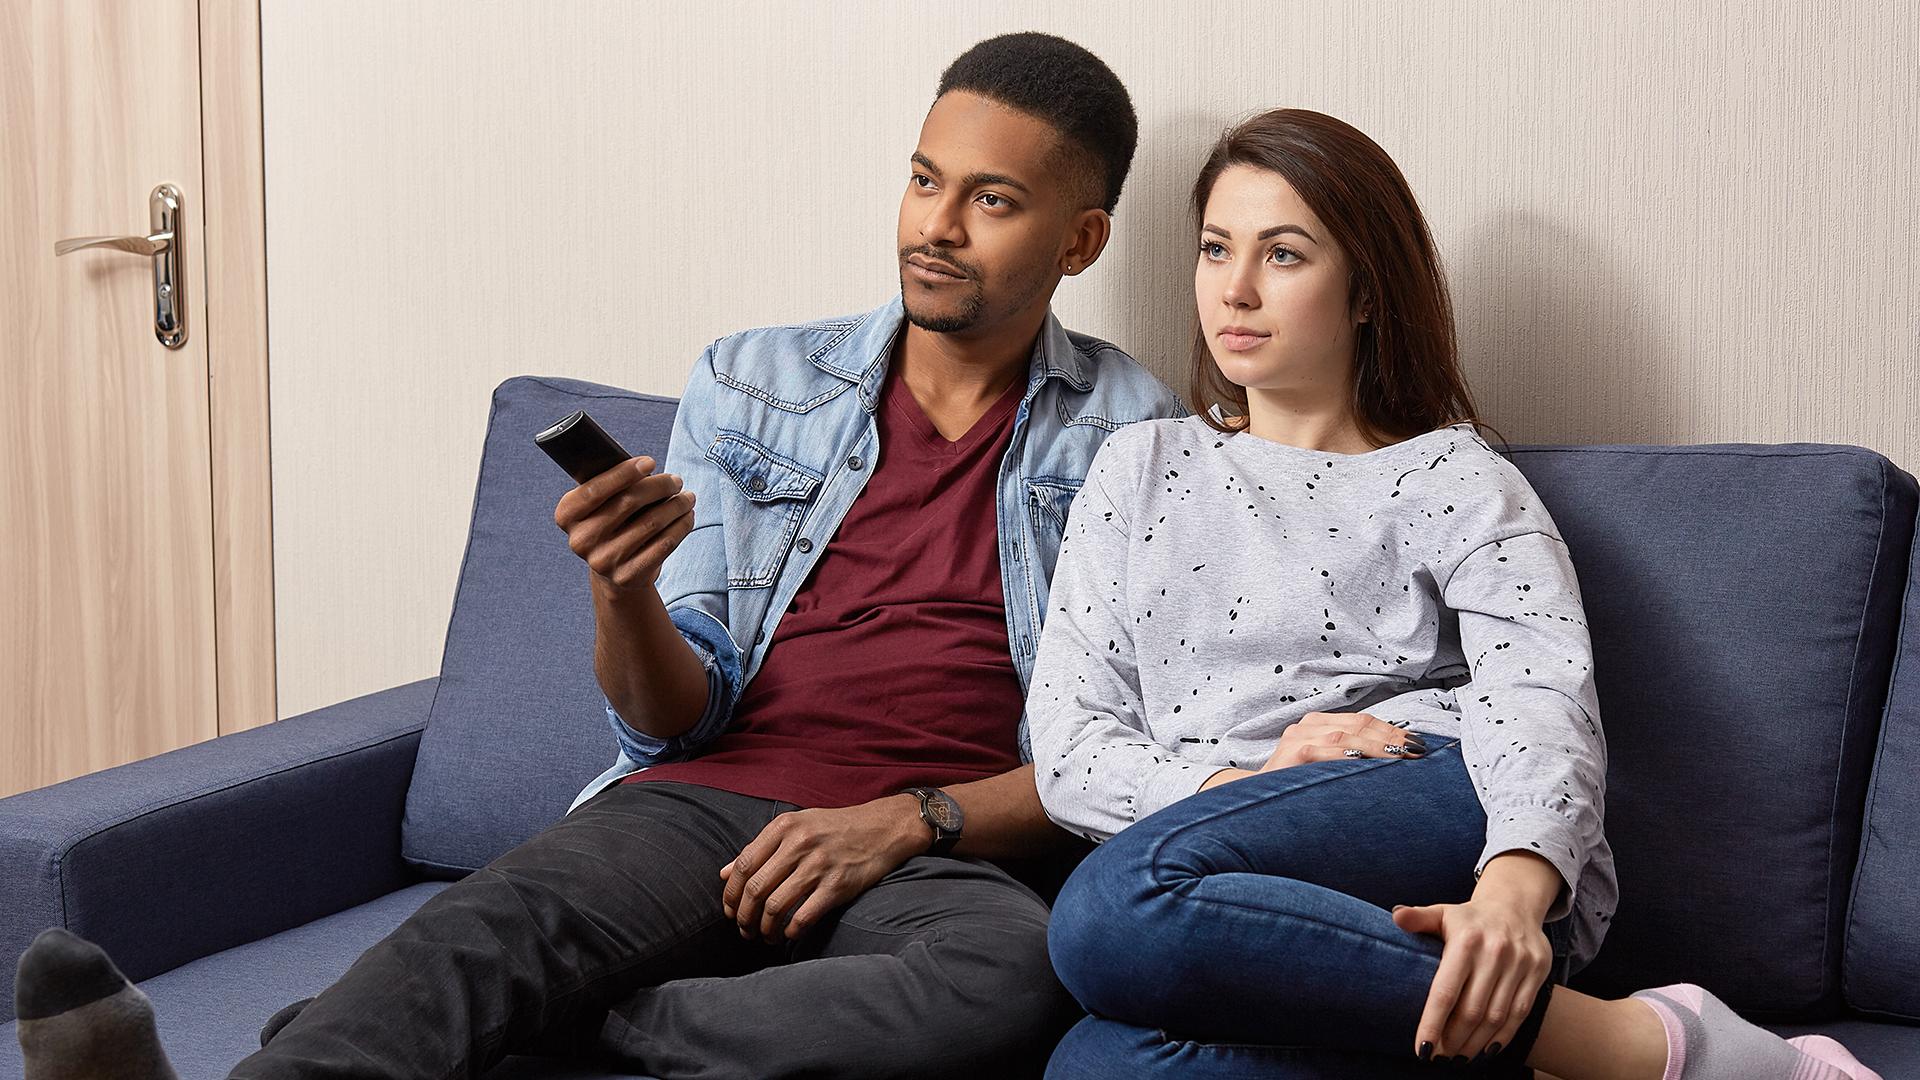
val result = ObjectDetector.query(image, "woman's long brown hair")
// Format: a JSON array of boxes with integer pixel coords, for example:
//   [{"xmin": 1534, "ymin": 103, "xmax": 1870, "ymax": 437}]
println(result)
[{"xmin": 1188, "ymin": 110, "xmax": 1480, "ymax": 445}]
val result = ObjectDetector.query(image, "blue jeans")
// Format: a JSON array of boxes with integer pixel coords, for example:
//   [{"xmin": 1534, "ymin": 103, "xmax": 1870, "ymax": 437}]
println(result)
[{"xmin": 1045, "ymin": 741, "xmax": 1561, "ymax": 1078}]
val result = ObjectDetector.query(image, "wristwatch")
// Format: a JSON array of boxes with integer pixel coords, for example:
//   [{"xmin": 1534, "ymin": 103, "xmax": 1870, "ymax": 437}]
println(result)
[{"xmin": 902, "ymin": 787, "xmax": 963, "ymax": 856}]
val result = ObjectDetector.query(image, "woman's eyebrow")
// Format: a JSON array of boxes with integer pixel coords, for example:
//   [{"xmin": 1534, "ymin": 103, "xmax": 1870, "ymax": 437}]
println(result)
[
  {"xmin": 1201, "ymin": 223, "xmax": 1318, "ymax": 242},
  {"xmin": 1258, "ymin": 224, "xmax": 1317, "ymax": 242}
]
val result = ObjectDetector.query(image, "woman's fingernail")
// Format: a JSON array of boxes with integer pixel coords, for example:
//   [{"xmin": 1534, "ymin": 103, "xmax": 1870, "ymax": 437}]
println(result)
[
  {"xmin": 1405, "ymin": 733, "xmax": 1428, "ymax": 749},
  {"xmin": 1487, "ymin": 1042, "xmax": 1503, "ymax": 1059},
  {"xmin": 1453, "ymin": 1055, "xmax": 1470, "ymax": 1066},
  {"xmin": 1418, "ymin": 1041, "xmax": 1433, "ymax": 1062}
]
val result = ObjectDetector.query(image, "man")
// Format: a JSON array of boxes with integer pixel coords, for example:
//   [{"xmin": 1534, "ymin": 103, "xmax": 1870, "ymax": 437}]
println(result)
[{"xmin": 15, "ymin": 31, "xmax": 1180, "ymax": 1080}]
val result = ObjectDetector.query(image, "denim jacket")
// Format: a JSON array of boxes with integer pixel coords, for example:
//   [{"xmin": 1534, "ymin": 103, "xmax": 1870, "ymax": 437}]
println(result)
[{"xmin": 573, "ymin": 297, "xmax": 1183, "ymax": 807}]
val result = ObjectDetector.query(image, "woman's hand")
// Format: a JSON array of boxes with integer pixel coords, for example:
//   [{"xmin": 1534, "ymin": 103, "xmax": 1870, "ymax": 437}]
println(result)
[
  {"xmin": 1199, "ymin": 712, "xmax": 1425, "ymax": 790},
  {"xmin": 1392, "ymin": 851, "xmax": 1561, "ymax": 1063}
]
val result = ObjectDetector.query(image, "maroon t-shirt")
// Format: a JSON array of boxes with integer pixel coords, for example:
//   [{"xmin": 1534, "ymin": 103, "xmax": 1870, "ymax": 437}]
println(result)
[{"xmin": 632, "ymin": 369, "xmax": 1027, "ymax": 808}]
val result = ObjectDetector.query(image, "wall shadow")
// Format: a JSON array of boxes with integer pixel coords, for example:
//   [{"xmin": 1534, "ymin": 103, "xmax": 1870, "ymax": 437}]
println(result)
[
  {"xmin": 1452, "ymin": 209, "xmax": 1686, "ymax": 448},
  {"xmin": 1097, "ymin": 108, "xmax": 1232, "ymax": 400}
]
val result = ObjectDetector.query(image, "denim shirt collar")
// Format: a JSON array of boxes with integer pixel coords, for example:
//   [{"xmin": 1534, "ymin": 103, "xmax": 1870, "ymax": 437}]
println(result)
[{"xmin": 811, "ymin": 295, "xmax": 1097, "ymax": 413}]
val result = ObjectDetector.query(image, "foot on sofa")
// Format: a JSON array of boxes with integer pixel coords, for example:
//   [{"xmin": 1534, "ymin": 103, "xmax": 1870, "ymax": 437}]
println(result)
[
  {"xmin": 1632, "ymin": 984, "xmax": 1882, "ymax": 1080},
  {"xmin": 14, "ymin": 928, "xmax": 180, "ymax": 1080}
]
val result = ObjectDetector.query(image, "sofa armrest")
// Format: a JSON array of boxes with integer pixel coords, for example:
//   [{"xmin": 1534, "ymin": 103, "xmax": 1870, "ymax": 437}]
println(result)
[{"xmin": 0, "ymin": 678, "xmax": 437, "ymax": 1021}]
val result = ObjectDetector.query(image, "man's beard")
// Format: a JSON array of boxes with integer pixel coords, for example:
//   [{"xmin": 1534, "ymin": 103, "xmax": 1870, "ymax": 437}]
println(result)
[
  {"xmin": 899, "ymin": 244, "xmax": 986, "ymax": 333},
  {"xmin": 902, "ymin": 286, "xmax": 986, "ymax": 333}
]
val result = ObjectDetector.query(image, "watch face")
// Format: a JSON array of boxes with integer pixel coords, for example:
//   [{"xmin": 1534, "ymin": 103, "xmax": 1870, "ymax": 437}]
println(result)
[{"xmin": 925, "ymin": 794, "xmax": 962, "ymax": 831}]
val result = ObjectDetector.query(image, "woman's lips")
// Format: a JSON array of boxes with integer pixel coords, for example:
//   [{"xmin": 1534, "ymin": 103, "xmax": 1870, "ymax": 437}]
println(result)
[{"xmin": 1217, "ymin": 327, "xmax": 1269, "ymax": 352}]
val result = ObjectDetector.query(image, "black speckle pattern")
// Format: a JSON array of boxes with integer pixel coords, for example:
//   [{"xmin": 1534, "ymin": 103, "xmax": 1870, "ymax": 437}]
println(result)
[{"xmin": 1028, "ymin": 418, "xmax": 1615, "ymax": 964}]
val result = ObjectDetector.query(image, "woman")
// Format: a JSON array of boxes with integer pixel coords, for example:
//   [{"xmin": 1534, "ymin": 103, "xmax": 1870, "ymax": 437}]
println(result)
[{"xmin": 1029, "ymin": 109, "xmax": 1878, "ymax": 1080}]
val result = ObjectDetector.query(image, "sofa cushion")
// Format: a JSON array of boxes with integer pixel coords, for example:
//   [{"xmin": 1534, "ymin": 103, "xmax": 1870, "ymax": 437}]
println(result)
[
  {"xmin": 0, "ymin": 881, "xmax": 653, "ymax": 1079},
  {"xmin": 1844, "ymin": 493, "xmax": 1920, "ymax": 1021},
  {"xmin": 402, "ymin": 377, "xmax": 678, "ymax": 875},
  {"xmin": 1765, "ymin": 1019, "xmax": 1920, "ymax": 1078},
  {"xmin": 1509, "ymin": 444, "xmax": 1916, "ymax": 1020}
]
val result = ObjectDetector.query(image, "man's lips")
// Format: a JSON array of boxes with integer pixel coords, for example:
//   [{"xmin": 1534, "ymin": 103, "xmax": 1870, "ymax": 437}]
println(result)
[
  {"xmin": 905, "ymin": 252, "xmax": 968, "ymax": 283},
  {"xmin": 1216, "ymin": 326, "xmax": 1269, "ymax": 352}
]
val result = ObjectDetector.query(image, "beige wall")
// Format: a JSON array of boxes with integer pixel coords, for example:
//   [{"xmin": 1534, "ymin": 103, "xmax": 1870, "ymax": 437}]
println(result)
[{"xmin": 261, "ymin": 1, "xmax": 1919, "ymax": 718}]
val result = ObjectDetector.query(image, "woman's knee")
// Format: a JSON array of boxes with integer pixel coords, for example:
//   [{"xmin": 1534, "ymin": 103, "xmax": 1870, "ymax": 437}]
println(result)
[{"xmin": 1046, "ymin": 833, "xmax": 1185, "ymax": 1017}]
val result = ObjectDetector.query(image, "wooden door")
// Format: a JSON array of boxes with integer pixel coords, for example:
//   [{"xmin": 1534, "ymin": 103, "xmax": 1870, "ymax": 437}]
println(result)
[{"xmin": 1, "ymin": 0, "xmax": 274, "ymax": 797}]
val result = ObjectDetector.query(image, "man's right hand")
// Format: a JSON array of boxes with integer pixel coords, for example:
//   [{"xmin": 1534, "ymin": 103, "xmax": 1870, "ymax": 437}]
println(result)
[{"xmin": 555, "ymin": 456, "xmax": 697, "ymax": 590}]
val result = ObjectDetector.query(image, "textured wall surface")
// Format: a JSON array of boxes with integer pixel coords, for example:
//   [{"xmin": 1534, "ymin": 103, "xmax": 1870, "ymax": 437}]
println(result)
[{"xmin": 262, "ymin": 1, "xmax": 1919, "ymax": 718}]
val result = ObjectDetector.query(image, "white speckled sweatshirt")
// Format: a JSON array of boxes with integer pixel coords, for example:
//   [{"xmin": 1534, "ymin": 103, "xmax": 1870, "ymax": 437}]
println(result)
[{"xmin": 1030, "ymin": 418, "xmax": 1616, "ymax": 967}]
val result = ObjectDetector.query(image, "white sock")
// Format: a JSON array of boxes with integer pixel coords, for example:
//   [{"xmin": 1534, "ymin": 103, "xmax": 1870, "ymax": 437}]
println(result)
[{"xmin": 1631, "ymin": 984, "xmax": 1881, "ymax": 1080}]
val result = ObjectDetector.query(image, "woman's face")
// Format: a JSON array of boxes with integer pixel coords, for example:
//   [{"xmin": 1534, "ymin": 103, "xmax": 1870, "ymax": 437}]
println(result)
[{"xmin": 1195, "ymin": 165, "xmax": 1364, "ymax": 404}]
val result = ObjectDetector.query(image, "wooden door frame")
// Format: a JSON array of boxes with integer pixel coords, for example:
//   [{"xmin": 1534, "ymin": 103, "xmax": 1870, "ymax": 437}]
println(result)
[{"xmin": 199, "ymin": 0, "xmax": 276, "ymax": 731}]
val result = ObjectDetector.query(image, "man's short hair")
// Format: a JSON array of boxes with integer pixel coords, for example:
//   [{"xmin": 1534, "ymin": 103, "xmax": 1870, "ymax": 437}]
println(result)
[{"xmin": 935, "ymin": 32, "xmax": 1137, "ymax": 215}]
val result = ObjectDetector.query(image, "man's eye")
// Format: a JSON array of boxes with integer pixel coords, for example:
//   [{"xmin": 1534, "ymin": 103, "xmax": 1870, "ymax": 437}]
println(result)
[
  {"xmin": 979, "ymin": 192, "xmax": 1006, "ymax": 208},
  {"xmin": 911, "ymin": 174, "xmax": 935, "ymax": 189}
]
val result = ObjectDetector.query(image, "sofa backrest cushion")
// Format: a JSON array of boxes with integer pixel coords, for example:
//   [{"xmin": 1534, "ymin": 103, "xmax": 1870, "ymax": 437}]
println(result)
[
  {"xmin": 401, "ymin": 376, "xmax": 678, "ymax": 876},
  {"xmin": 1510, "ymin": 444, "xmax": 1916, "ymax": 1021},
  {"xmin": 1844, "ymin": 496, "xmax": 1920, "ymax": 1022}
]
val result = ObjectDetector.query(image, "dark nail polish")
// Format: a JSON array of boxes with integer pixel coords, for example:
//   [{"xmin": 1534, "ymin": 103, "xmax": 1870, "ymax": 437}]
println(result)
[
  {"xmin": 1453, "ymin": 1055, "xmax": 1470, "ymax": 1066},
  {"xmin": 1487, "ymin": 1042, "xmax": 1502, "ymax": 1058},
  {"xmin": 1418, "ymin": 1042, "xmax": 1433, "ymax": 1062},
  {"xmin": 1405, "ymin": 735, "xmax": 1428, "ymax": 751}
]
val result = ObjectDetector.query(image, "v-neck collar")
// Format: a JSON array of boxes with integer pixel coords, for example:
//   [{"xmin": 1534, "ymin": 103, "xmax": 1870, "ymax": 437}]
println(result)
[{"xmin": 885, "ymin": 368, "xmax": 1024, "ymax": 455}]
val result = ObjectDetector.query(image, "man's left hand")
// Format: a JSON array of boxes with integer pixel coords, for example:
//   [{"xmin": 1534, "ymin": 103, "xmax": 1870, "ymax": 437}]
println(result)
[{"xmin": 720, "ymin": 795, "xmax": 928, "ymax": 941}]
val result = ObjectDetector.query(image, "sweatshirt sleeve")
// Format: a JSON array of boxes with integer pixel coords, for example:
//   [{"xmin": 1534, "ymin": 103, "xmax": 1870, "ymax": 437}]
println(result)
[
  {"xmin": 1443, "ymin": 528, "xmax": 1608, "ymax": 920},
  {"xmin": 1030, "ymin": 433, "xmax": 1217, "ymax": 842}
]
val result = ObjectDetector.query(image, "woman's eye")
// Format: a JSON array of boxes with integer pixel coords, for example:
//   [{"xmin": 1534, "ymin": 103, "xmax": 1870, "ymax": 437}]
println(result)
[
  {"xmin": 1269, "ymin": 247, "xmax": 1301, "ymax": 266},
  {"xmin": 1200, "ymin": 240, "xmax": 1227, "ymax": 260}
]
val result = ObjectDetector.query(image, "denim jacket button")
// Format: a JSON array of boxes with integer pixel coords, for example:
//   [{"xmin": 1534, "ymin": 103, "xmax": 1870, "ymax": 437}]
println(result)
[
  {"xmin": 846, "ymin": 455, "xmax": 864, "ymax": 471},
  {"xmin": 748, "ymin": 475, "xmax": 768, "ymax": 493},
  {"xmin": 796, "ymin": 537, "xmax": 814, "ymax": 553}
]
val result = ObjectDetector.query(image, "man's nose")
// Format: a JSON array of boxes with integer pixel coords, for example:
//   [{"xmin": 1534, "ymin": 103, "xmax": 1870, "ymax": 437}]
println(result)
[{"xmin": 920, "ymin": 194, "xmax": 965, "ymax": 247}]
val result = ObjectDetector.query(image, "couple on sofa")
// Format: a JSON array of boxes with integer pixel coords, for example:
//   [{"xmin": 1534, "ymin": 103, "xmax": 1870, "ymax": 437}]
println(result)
[{"xmin": 14, "ymin": 31, "xmax": 1880, "ymax": 1080}]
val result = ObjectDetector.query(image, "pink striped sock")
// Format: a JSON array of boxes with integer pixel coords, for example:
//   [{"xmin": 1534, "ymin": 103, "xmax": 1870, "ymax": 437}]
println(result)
[{"xmin": 1630, "ymin": 985, "xmax": 1882, "ymax": 1080}]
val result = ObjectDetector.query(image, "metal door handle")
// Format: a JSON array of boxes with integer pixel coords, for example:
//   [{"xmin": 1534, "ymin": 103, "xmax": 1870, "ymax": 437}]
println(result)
[
  {"xmin": 55, "ymin": 233, "xmax": 172, "ymax": 257},
  {"xmin": 54, "ymin": 184, "xmax": 187, "ymax": 348}
]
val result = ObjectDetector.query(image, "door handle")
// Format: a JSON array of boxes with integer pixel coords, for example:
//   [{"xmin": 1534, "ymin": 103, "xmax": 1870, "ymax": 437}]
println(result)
[{"xmin": 55, "ymin": 184, "xmax": 187, "ymax": 349}]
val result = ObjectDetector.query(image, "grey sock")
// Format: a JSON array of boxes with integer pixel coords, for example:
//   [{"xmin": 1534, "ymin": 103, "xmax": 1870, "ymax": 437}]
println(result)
[
  {"xmin": 1631, "ymin": 984, "xmax": 1881, "ymax": 1080},
  {"xmin": 15, "ymin": 928, "xmax": 179, "ymax": 1080}
]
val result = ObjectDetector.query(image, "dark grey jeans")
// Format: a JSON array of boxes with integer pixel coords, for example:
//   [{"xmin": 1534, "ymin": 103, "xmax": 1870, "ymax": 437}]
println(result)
[{"xmin": 231, "ymin": 781, "xmax": 1072, "ymax": 1080}]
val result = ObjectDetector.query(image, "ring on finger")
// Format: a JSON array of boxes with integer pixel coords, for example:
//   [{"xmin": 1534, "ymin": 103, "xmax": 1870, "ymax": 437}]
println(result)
[{"xmin": 1343, "ymin": 748, "xmax": 1364, "ymax": 759}]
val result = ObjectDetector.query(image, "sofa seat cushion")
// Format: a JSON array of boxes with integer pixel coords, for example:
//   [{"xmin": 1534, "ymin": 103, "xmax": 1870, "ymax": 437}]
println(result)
[
  {"xmin": 0, "ymin": 881, "xmax": 655, "ymax": 1079},
  {"xmin": 1766, "ymin": 1019, "xmax": 1920, "ymax": 1078},
  {"xmin": 402, "ymin": 377, "xmax": 679, "ymax": 876},
  {"xmin": 1510, "ymin": 444, "xmax": 1916, "ymax": 1020}
]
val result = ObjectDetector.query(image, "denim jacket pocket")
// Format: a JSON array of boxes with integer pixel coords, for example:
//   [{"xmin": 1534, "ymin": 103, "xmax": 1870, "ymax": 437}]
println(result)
[
  {"xmin": 1026, "ymin": 476, "xmax": 1084, "ymax": 532},
  {"xmin": 1026, "ymin": 477, "xmax": 1084, "ymax": 589},
  {"xmin": 707, "ymin": 431, "xmax": 824, "ymax": 588}
]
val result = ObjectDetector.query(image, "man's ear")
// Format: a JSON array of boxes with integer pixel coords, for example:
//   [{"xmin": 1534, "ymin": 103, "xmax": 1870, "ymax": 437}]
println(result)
[{"xmin": 1059, "ymin": 208, "xmax": 1112, "ymax": 276}]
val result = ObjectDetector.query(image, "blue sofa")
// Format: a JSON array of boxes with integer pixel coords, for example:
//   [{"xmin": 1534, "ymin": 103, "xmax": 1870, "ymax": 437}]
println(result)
[{"xmin": 4, "ymin": 374, "xmax": 1917, "ymax": 1078}]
